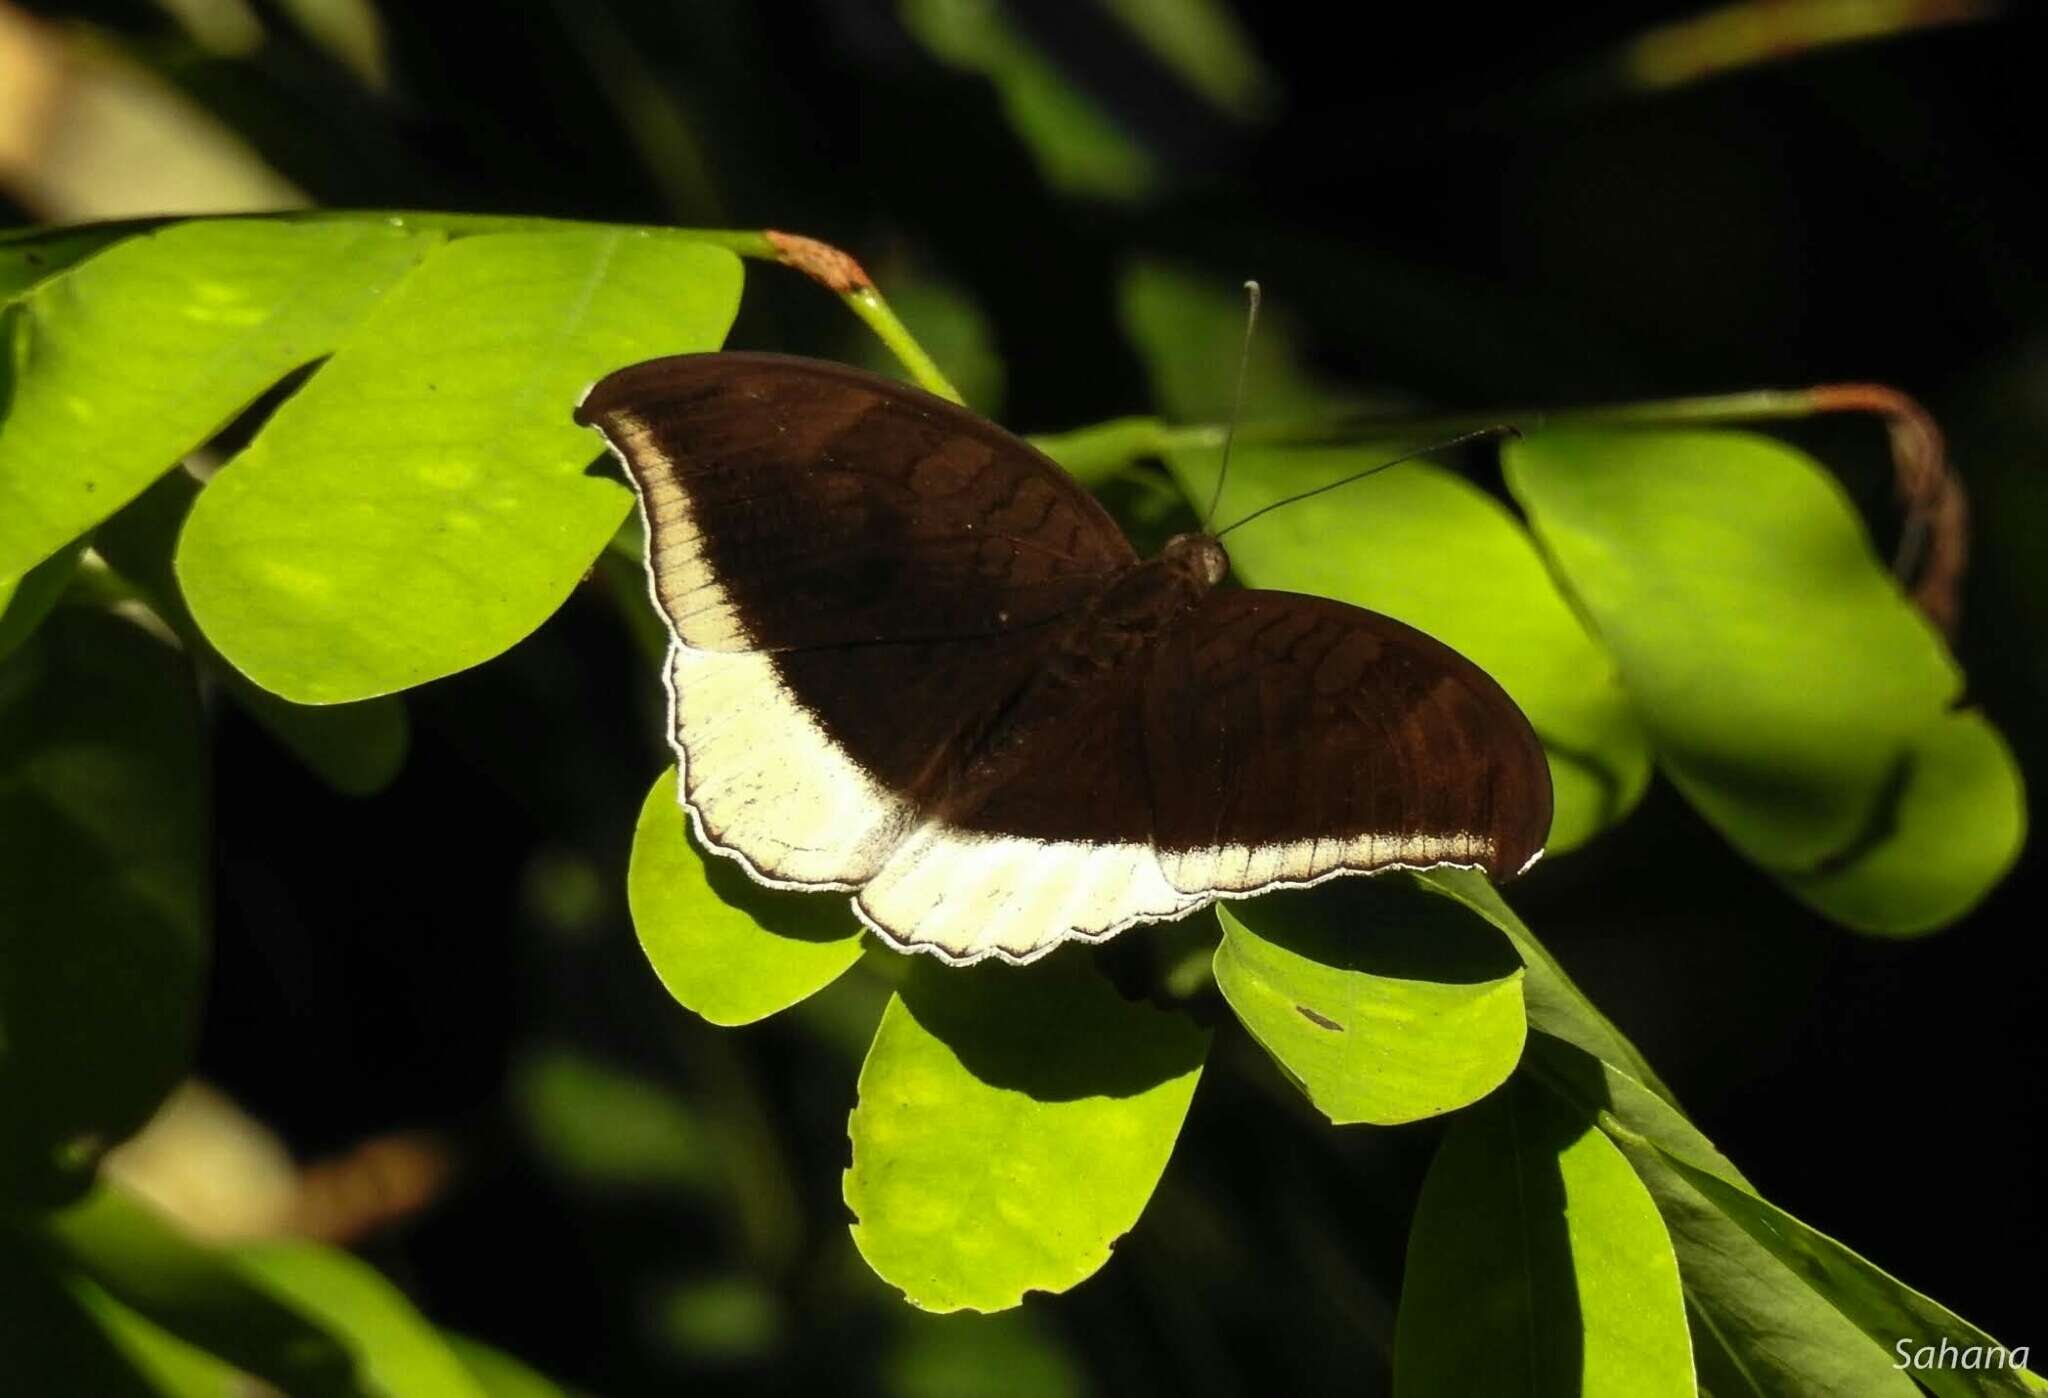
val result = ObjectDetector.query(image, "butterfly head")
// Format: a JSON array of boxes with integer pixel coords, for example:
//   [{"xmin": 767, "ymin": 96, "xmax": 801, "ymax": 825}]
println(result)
[{"xmin": 1160, "ymin": 532, "xmax": 1230, "ymax": 590}]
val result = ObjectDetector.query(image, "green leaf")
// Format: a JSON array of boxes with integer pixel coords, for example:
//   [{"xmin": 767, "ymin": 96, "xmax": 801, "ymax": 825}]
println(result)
[
  {"xmin": 1780, "ymin": 709, "xmax": 2025, "ymax": 935},
  {"xmin": 0, "ymin": 1232, "xmax": 159, "ymax": 1397},
  {"xmin": 1604, "ymin": 1130, "xmax": 1923, "ymax": 1398},
  {"xmin": 628, "ymin": 767, "xmax": 866, "ymax": 1026},
  {"xmin": 0, "ymin": 219, "xmax": 438, "ymax": 584},
  {"xmin": 1418, "ymin": 869, "xmax": 1677, "ymax": 1105},
  {"xmin": 900, "ymin": 0, "xmax": 1157, "ymax": 200},
  {"xmin": 0, "ymin": 538, "xmax": 82, "ymax": 663},
  {"xmin": 1214, "ymin": 883, "xmax": 1525, "ymax": 1125},
  {"xmin": 1184, "ymin": 446, "xmax": 1652, "ymax": 854},
  {"xmin": 1121, "ymin": 262, "xmax": 1356, "ymax": 422},
  {"xmin": 1654, "ymin": 1146, "xmax": 2036, "ymax": 1398},
  {"xmin": 0, "ymin": 610, "xmax": 206, "ymax": 1204},
  {"xmin": 1395, "ymin": 1078, "xmax": 1693, "ymax": 1398},
  {"xmin": 1505, "ymin": 429, "xmax": 2020, "ymax": 931},
  {"xmin": 510, "ymin": 1043, "xmax": 717, "ymax": 1192},
  {"xmin": 845, "ymin": 958, "xmax": 1208, "ymax": 1311},
  {"xmin": 69, "ymin": 1281, "xmax": 251, "ymax": 1398},
  {"xmin": 883, "ymin": 1309, "xmax": 1089, "ymax": 1398},
  {"xmin": 40, "ymin": 1188, "xmax": 361, "ymax": 1398},
  {"xmin": 1521, "ymin": 1032, "xmax": 1747, "ymax": 1190},
  {"xmin": 0, "ymin": 224, "xmax": 132, "ymax": 303},
  {"xmin": 96, "ymin": 472, "xmax": 408, "ymax": 795},
  {"xmin": 444, "ymin": 1334, "xmax": 566, "ymax": 1398},
  {"xmin": 178, "ymin": 230, "xmax": 743, "ymax": 702},
  {"xmin": 233, "ymin": 1243, "xmax": 485, "ymax": 1398}
]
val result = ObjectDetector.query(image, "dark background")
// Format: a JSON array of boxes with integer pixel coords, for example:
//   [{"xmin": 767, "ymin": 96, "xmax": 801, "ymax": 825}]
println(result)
[{"xmin": 7, "ymin": 2, "xmax": 2042, "ymax": 1392}]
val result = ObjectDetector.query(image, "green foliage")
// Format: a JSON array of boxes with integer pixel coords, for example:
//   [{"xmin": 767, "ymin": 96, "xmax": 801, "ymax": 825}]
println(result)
[
  {"xmin": 1395, "ymin": 1078, "xmax": 1694, "ymax": 1397},
  {"xmin": 0, "ymin": 611, "xmax": 205, "ymax": 1203},
  {"xmin": 0, "ymin": 212, "xmax": 2031, "ymax": 1396},
  {"xmin": 177, "ymin": 229, "xmax": 742, "ymax": 702},
  {"xmin": 1214, "ymin": 888, "xmax": 1525, "ymax": 1125},
  {"xmin": 846, "ymin": 958, "xmax": 1207, "ymax": 1311},
  {"xmin": 1507, "ymin": 429, "xmax": 2024, "ymax": 932},
  {"xmin": 0, "ymin": 221, "xmax": 435, "ymax": 586},
  {"xmin": 629, "ymin": 767, "xmax": 866, "ymax": 1025}
]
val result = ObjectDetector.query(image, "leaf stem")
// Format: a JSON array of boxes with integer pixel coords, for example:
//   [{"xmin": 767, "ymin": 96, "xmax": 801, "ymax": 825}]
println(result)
[{"xmin": 1038, "ymin": 384, "xmax": 1964, "ymax": 632}]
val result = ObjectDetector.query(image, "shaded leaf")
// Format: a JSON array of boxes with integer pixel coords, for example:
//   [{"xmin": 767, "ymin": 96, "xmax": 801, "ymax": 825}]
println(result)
[
  {"xmin": 444, "ymin": 1333, "xmax": 567, "ymax": 1398},
  {"xmin": 97, "ymin": 472, "xmax": 407, "ymax": 795},
  {"xmin": 69, "ymin": 1281, "xmax": 250, "ymax": 1398},
  {"xmin": 1655, "ymin": 1145, "xmax": 2036, "ymax": 1398},
  {"xmin": 1521, "ymin": 1032, "xmax": 1747, "ymax": 1190},
  {"xmin": 845, "ymin": 957, "xmax": 1207, "ymax": 1311},
  {"xmin": 0, "ymin": 219, "xmax": 437, "ymax": 584},
  {"xmin": 1395, "ymin": 1077, "xmax": 1693, "ymax": 1397},
  {"xmin": 0, "ymin": 224, "xmax": 133, "ymax": 303},
  {"xmin": 511, "ymin": 1044, "xmax": 717, "ymax": 1192},
  {"xmin": 883, "ymin": 1309, "xmax": 1089, "ymax": 1398},
  {"xmin": 627, "ymin": 767, "xmax": 865, "ymax": 1026},
  {"xmin": 1604, "ymin": 1130, "xmax": 1923, "ymax": 1398},
  {"xmin": 41, "ymin": 1187, "xmax": 361, "ymax": 1398},
  {"xmin": 179, "ymin": 230, "xmax": 742, "ymax": 702},
  {"xmin": 0, "ymin": 537, "xmax": 81, "ymax": 662},
  {"xmin": 0, "ymin": 610, "xmax": 206, "ymax": 1203},
  {"xmin": 1418, "ymin": 869, "xmax": 1677, "ymax": 1105},
  {"xmin": 1506, "ymin": 429, "xmax": 2020, "ymax": 931},
  {"xmin": 900, "ymin": 0, "xmax": 1156, "ymax": 200},
  {"xmin": 234, "ymin": 1242, "xmax": 485, "ymax": 1398},
  {"xmin": 0, "ymin": 1232, "xmax": 159, "ymax": 1397},
  {"xmin": 1215, "ymin": 883, "xmax": 1524, "ymax": 1124}
]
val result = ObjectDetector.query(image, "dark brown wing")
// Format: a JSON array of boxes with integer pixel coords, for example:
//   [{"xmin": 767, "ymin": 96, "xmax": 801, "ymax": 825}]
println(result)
[
  {"xmin": 576, "ymin": 353, "xmax": 1135, "ymax": 653},
  {"xmin": 1142, "ymin": 589, "xmax": 1552, "ymax": 893}
]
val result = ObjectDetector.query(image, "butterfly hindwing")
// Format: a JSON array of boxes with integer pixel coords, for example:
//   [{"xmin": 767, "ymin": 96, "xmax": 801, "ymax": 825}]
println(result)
[{"xmin": 1143, "ymin": 589, "xmax": 1552, "ymax": 893}]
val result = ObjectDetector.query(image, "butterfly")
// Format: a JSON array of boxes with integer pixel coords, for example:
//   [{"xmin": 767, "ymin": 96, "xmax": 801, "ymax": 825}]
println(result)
[{"xmin": 577, "ymin": 353, "xmax": 1552, "ymax": 966}]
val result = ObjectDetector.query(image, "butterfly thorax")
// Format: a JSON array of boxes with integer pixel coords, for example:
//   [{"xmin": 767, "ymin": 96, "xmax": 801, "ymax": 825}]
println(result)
[{"xmin": 1053, "ymin": 533, "xmax": 1229, "ymax": 672}]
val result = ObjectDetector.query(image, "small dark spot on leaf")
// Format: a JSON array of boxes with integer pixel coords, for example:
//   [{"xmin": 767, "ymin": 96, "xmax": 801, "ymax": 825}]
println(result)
[
  {"xmin": 83, "ymin": 481, "xmax": 96, "ymax": 492},
  {"xmin": 26, "ymin": 252, "xmax": 45, "ymax": 266},
  {"xmin": 1295, "ymin": 1004, "xmax": 1344, "ymax": 1032}
]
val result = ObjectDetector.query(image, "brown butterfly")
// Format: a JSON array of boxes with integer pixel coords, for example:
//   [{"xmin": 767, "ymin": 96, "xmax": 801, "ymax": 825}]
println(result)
[{"xmin": 577, "ymin": 353, "xmax": 1551, "ymax": 965}]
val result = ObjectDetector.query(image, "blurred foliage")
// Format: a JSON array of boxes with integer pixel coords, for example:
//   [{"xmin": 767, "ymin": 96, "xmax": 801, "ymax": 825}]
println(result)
[{"xmin": 1, "ymin": 1, "xmax": 2044, "ymax": 1394}]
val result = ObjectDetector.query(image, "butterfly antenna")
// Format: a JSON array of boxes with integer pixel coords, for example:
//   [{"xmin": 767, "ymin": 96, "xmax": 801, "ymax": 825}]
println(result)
[
  {"xmin": 1202, "ymin": 280, "xmax": 1262, "ymax": 532},
  {"xmin": 1213, "ymin": 424, "xmax": 1521, "ymax": 540}
]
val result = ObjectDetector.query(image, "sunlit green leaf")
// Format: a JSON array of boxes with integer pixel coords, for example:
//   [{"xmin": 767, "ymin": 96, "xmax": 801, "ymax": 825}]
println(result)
[
  {"xmin": 1215, "ymin": 884, "xmax": 1524, "ymax": 1124},
  {"xmin": 178, "ymin": 230, "xmax": 742, "ymax": 702},
  {"xmin": 0, "ymin": 539, "xmax": 82, "ymax": 663},
  {"xmin": 0, "ymin": 219, "xmax": 437, "ymax": 584},
  {"xmin": 1418, "ymin": 869, "xmax": 1676, "ymax": 1104},
  {"xmin": 1654, "ymin": 1146, "xmax": 2037, "ymax": 1398},
  {"xmin": 41, "ymin": 1188, "xmax": 360, "ymax": 1398},
  {"xmin": 97, "ymin": 472, "xmax": 408, "ymax": 795},
  {"xmin": 628, "ymin": 767, "xmax": 865, "ymax": 1026},
  {"xmin": 1780, "ymin": 708, "xmax": 2025, "ymax": 935},
  {"xmin": 1522, "ymin": 1032, "xmax": 1745, "ymax": 1189},
  {"xmin": 1506, "ymin": 429, "xmax": 2020, "ymax": 932},
  {"xmin": 1605, "ymin": 1129, "xmax": 1923, "ymax": 1397},
  {"xmin": 1395, "ymin": 1077, "xmax": 1693, "ymax": 1397},
  {"xmin": 846, "ymin": 958, "xmax": 1207, "ymax": 1311},
  {"xmin": 0, "ymin": 610, "xmax": 205, "ymax": 1204},
  {"xmin": 234, "ymin": 1243, "xmax": 485, "ymax": 1398}
]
